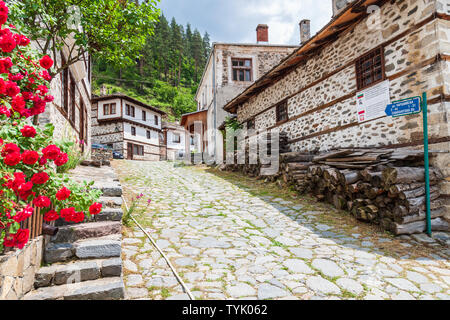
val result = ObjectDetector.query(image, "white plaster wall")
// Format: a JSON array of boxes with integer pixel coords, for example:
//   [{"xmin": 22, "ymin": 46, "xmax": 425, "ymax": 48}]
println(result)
[
  {"xmin": 98, "ymin": 98, "xmax": 121, "ymax": 120},
  {"xmin": 124, "ymin": 123, "xmax": 159, "ymax": 146},
  {"xmin": 122, "ymin": 101, "xmax": 161, "ymax": 130},
  {"xmin": 167, "ymin": 130, "xmax": 186, "ymax": 150}
]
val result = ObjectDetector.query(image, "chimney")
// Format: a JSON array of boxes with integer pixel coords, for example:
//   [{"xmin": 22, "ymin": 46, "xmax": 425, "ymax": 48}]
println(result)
[
  {"xmin": 100, "ymin": 84, "xmax": 108, "ymax": 96},
  {"xmin": 299, "ymin": 20, "xmax": 311, "ymax": 44},
  {"xmin": 332, "ymin": 0, "xmax": 353, "ymax": 17},
  {"xmin": 256, "ymin": 24, "xmax": 269, "ymax": 44}
]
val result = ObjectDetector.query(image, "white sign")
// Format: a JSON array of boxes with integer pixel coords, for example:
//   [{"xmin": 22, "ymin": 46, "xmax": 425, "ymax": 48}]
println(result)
[{"xmin": 356, "ymin": 80, "xmax": 391, "ymax": 123}]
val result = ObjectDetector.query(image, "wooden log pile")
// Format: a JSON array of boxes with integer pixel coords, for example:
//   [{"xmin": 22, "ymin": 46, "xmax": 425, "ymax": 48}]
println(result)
[{"xmin": 280, "ymin": 149, "xmax": 448, "ymax": 235}]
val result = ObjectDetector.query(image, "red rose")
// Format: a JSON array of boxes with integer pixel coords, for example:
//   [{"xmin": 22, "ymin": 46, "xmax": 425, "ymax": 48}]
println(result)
[
  {"xmin": 89, "ymin": 203, "xmax": 102, "ymax": 216},
  {"xmin": 44, "ymin": 95, "xmax": 54, "ymax": 103},
  {"xmin": 0, "ymin": 105, "xmax": 10, "ymax": 117},
  {"xmin": 5, "ymin": 81, "xmax": 19, "ymax": 97},
  {"xmin": 40, "ymin": 70, "xmax": 52, "ymax": 81},
  {"xmin": 21, "ymin": 150, "xmax": 39, "ymax": 165},
  {"xmin": 38, "ymin": 156, "xmax": 47, "ymax": 166},
  {"xmin": 13, "ymin": 229, "xmax": 29, "ymax": 249},
  {"xmin": 56, "ymin": 187, "xmax": 71, "ymax": 201},
  {"xmin": 31, "ymin": 172, "xmax": 49, "ymax": 185},
  {"xmin": 42, "ymin": 144, "xmax": 60, "ymax": 160},
  {"xmin": 37, "ymin": 85, "xmax": 48, "ymax": 95},
  {"xmin": 43, "ymin": 210, "xmax": 59, "ymax": 222},
  {"xmin": 3, "ymin": 152, "xmax": 21, "ymax": 166},
  {"xmin": 0, "ymin": 31, "xmax": 16, "ymax": 53},
  {"xmin": 39, "ymin": 55, "xmax": 53, "ymax": 69},
  {"xmin": 72, "ymin": 211, "xmax": 85, "ymax": 223},
  {"xmin": 0, "ymin": 57, "xmax": 12, "ymax": 73},
  {"xmin": 32, "ymin": 195, "xmax": 51, "ymax": 208},
  {"xmin": 1, "ymin": 143, "xmax": 19, "ymax": 156},
  {"xmin": 60, "ymin": 207, "xmax": 76, "ymax": 222},
  {"xmin": 20, "ymin": 125, "xmax": 36, "ymax": 138},
  {"xmin": 54, "ymin": 153, "xmax": 68, "ymax": 166},
  {"xmin": 11, "ymin": 95, "xmax": 26, "ymax": 113},
  {"xmin": 3, "ymin": 235, "xmax": 14, "ymax": 247},
  {"xmin": 13, "ymin": 205, "xmax": 33, "ymax": 223},
  {"xmin": 18, "ymin": 181, "xmax": 34, "ymax": 200}
]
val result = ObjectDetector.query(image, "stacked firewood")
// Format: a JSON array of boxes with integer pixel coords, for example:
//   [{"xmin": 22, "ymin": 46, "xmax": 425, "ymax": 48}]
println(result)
[{"xmin": 281, "ymin": 149, "xmax": 448, "ymax": 235}]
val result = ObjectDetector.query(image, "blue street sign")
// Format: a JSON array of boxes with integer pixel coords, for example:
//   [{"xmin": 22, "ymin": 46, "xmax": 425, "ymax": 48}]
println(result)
[{"xmin": 385, "ymin": 96, "xmax": 422, "ymax": 117}]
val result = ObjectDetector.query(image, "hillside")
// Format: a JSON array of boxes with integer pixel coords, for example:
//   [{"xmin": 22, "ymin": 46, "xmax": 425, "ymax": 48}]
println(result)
[{"xmin": 92, "ymin": 14, "xmax": 211, "ymax": 122}]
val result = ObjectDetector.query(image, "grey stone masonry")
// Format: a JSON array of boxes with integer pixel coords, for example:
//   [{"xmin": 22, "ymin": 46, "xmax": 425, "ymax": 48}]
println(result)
[{"xmin": 24, "ymin": 164, "xmax": 125, "ymax": 300}]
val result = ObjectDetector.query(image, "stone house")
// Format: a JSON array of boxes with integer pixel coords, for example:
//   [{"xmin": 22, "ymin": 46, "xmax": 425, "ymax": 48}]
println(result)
[
  {"xmin": 161, "ymin": 122, "xmax": 187, "ymax": 161},
  {"xmin": 192, "ymin": 25, "xmax": 299, "ymax": 162},
  {"xmin": 38, "ymin": 50, "xmax": 93, "ymax": 154},
  {"xmin": 224, "ymin": 0, "xmax": 450, "ymax": 220},
  {"xmin": 91, "ymin": 94, "xmax": 166, "ymax": 161}
]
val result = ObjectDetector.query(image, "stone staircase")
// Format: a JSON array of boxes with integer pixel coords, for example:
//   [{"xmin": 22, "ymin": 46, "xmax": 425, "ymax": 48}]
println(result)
[{"xmin": 23, "ymin": 165, "xmax": 125, "ymax": 300}]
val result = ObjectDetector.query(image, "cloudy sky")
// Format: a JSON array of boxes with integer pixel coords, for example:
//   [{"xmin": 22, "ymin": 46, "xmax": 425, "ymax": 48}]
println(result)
[{"xmin": 158, "ymin": 0, "xmax": 333, "ymax": 45}]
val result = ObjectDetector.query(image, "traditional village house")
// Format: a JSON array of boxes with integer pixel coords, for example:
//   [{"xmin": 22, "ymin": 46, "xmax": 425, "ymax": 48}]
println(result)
[
  {"xmin": 186, "ymin": 25, "xmax": 299, "ymax": 162},
  {"xmin": 36, "ymin": 43, "xmax": 92, "ymax": 155},
  {"xmin": 91, "ymin": 94, "xmax": 166, "ymax": 161},
  {"xmin": 224, "ymin": 0, "xmax": 450, "ymax": 222},
  {"xmin": 161, "ymin": 122, "xmax": 187, "ymax": 161}
]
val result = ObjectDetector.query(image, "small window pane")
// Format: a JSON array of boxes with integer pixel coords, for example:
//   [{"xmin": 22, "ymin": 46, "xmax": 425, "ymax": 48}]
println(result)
[{"xmin": 245, "ymin": 70, "xmax": 251, "ymax": 81}]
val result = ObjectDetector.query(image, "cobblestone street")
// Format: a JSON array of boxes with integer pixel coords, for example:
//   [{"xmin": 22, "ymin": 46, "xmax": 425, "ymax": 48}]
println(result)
[{"xmin": 114, "ymin": 161, "xmax": 450, "ymax": 300}]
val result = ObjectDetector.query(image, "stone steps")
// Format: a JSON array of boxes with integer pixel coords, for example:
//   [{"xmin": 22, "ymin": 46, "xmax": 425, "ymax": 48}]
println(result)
[
  {"xmin": 91, "ymin": 182, "xmax": 123, "ymax": 197},
  {"xmin": 99, "ymin": 196, "xmax": 123, "ymax": 209},
  {"xmin": 45, "ymin": 235, "xmax": 122, "ymax": 264},
  {"xmin": 51, "ymin": 221, "xmax": 122, "ymax": 243},
  {"xmin": 24, "ymin": 277, "xmax": 125, "ymax": 300},
  {"xmin": 34, "ymin": 258, "xmax": 122, "ymax": 289}
]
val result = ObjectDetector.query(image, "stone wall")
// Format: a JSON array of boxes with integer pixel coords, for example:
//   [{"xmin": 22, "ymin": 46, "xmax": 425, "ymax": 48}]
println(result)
[
  {"xmin": 0, "ymin": 237, "xmax": 44, "ymax": 300},
  {"xmin": 92, "ymin": 148, "xmax": 113, "ymax": 163},
  {"xmin": 235, "ymin": 0, "xmax": 450, "ymax": 221}
]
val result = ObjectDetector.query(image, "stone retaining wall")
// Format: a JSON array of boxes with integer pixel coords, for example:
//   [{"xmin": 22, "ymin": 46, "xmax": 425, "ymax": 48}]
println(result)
[{"xmin": 0, "ymin": 237, "xmax": 44, "ymax": 300}]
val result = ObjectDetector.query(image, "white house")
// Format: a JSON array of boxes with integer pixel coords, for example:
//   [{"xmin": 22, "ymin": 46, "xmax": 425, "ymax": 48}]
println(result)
[{"xmin": 91, "ymin": 94, "xmax": 166, "ymax": 161}]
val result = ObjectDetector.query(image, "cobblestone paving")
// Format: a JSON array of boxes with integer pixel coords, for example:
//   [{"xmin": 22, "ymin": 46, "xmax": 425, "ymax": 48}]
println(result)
[{"xmin": 114, "ymin": 161, "xmax": 450, "ymax": 300}]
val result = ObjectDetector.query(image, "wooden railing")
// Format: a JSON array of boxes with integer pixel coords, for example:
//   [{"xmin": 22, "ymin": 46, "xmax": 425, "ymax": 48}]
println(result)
[{"xmin": 1, "ymin": 206, "xmax": 45, "ymax": 254}]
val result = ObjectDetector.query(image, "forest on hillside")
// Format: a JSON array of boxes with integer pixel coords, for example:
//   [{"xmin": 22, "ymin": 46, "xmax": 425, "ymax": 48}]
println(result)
[{"xmin": 93, "ymin": 14, "xmax": 211, "ymax": 122}]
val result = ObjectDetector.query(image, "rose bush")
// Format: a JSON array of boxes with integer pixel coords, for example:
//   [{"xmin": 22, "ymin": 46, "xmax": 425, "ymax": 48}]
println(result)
[{"xmin": 0, "ymin": 1, "xmax": 102, "ymax": 251}]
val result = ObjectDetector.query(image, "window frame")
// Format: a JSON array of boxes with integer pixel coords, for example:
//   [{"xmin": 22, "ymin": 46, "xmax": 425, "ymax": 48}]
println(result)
[
  {"xmin": 154, "ymin": 115, "xmax": 159, "ymax": 126},
  {"xmin": 126, "ymin": 104, "xmax": 135, "ymax": 117},
  {"xmin": 276, "ymin": 100, "xmax": 289, "ymax": 124},
  {"xmin": 142, "ymin": 110, "xmax": 146, "ymax": 121},
  {"xmin": 172, "ymin": 133, "xmax": 181, "ymax": 143},
  {"xmin": 231, "ymin": 58, "xmax": 253, "ymax": 82},
  {"xmin": 133, "ymin": 144, "xmax": 144, "ymax": 156},
  {"xmin": 247, "ymin": 118, "xmax": 255, "ymax": 130},
  {"xmin": 103, "ymin": 103, "xmax": 110, "ymax": 116},
  {"xmin": 355, "ymin": 46, "xmax": 386, "ymax": 91},
  {"xmin": 131, "ymin": 126, "xmax": 136, "ymax": 136},
  {"xmin": 146, "ymin": 130, "xmax": 151, "ymax": 139}
]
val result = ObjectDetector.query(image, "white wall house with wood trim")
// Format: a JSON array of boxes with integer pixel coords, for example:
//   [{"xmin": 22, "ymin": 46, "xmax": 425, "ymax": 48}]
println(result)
[
  {"xmin": 225, "ymin": 0, "xmax": 450, "ymax": 221},
  {"xmin": 162, "ymin": 122, "xmax": 186, "ymax": 161},
  {"xmin": 192, "ymin": 25, "xmax": 299, "ymax": 162},
  {"xmin": 91, "ymin": 94, "xmax": 166, "ymax": 161}
]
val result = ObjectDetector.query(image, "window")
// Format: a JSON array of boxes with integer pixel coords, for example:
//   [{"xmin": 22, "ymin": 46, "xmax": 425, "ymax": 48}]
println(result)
[
  {"xmin": 356, "ymin": 47, "xmax": 385, "ymax": 90},
  {"xmin": 133, "ymin": 144, "xmax": 144, "ymax": 156},
  {"xmin": 247, "ymin": 119, "xmax": 255, "ymax": 130},
  {"xmin": 276, "ymin": 101, "xmax": 289, "ymax": 123},
  {"xmin": 190, "ymin": 135, "xmax": 195, "ymax": 146},
  {"xmin": 126, "ymin": 104, "xmax": 135, "ymax": 117},
  {"xmin": 131, "ymin": 126, "xmax": 136, "ymax": 136},
  {"xmin": 146, "ymin": 130, "xmax": 151, "ymax": 139},
  {"xmin": 69, "ymin": 77, "xmax": 76, "ymax": 123},
  {"xmin": 232, "ymin": 58, "xmax": 252, "ymax": 82},
  {"xmin": 154, "ymin": 115, "xmax": 159, "ymax": 126},
  {"xmin": 173, "ymin": 133, "xmax": 181, "ymax": 143},
  {"xmin": 103, "ymin": 103, "xmax": 116, "ymax": 115},
  {"xmin": 142, "ymin": 110, "xmax": 146, "ymax": 121}
]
